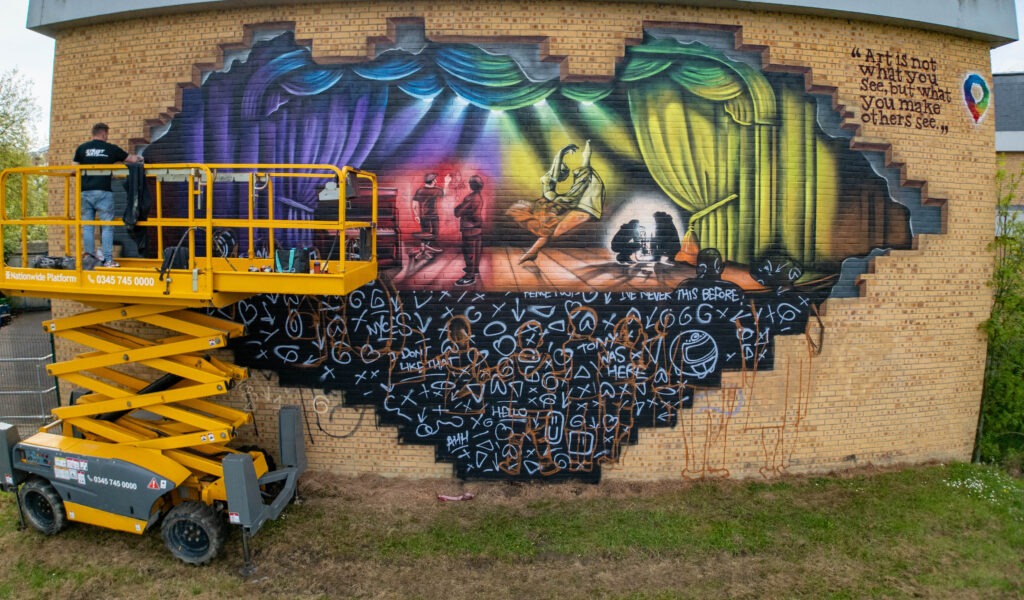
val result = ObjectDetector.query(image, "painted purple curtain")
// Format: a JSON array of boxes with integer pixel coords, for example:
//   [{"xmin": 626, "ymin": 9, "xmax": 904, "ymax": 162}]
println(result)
[{"xmin": 145, "ymin": 34, "xmax": 388, "ymax": 249}]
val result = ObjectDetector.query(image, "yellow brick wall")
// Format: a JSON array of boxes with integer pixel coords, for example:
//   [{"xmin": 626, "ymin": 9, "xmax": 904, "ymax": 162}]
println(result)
[
  {"xmin": 47, "ymin": 2, "xmax": 995, "ymax": 480},
  {"xmin": 999, "ymin": 152, "xmax": 1024, "ymax": 181}
]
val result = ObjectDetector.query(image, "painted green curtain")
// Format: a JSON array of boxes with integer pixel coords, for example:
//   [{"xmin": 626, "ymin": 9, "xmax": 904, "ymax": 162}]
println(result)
[
  {"xmin": 775, "ymin": 80, "xmax": 840, "ymax": 265},
  {"xmin": 624, "ymin": 40, "xmax": 840, "ymax": 266},
  {"xmin": 628, "ymin": 78, "xmax": 767, "ymax": 265},
  {"xmin": 625, "ymin": 41, "xmax": 775, "ymax": 265}
]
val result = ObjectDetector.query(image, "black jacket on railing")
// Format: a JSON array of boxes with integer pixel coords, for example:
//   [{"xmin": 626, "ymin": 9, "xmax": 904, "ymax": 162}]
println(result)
[{"xmin": 122, "ymin": 162, "xmax": 151, "ymax": 254}]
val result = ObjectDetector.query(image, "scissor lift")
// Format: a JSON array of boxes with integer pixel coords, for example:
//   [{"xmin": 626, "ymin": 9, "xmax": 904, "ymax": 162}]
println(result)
[{"xmin": 0, "ymin": 163, "xmax": 377, "ymax": 568}]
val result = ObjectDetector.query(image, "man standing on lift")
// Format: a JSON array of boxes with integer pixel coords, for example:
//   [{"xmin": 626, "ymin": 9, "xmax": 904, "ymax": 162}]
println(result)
[{"xmin": 72, "ymin": 122, "xmax": 142, "ymax": 267}]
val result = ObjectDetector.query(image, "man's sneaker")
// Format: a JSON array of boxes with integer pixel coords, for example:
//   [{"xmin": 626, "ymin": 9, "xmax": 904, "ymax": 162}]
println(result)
[
  {"xmin": 80, "ymin": 253, "xmax": 100, "ymax": 270},
  {"xmin": 100, "ymin": 260, "xmax": 120, "ymax": 268},
  {"xmin": 455, "ymin": 276, "xmax": 475, "ymax": 286}
]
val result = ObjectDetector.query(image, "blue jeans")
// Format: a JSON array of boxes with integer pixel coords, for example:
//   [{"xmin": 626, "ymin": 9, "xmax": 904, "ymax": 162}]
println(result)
[{"xmin": 80, "ymin": 189, "xmax": 114, "ymax": 261}]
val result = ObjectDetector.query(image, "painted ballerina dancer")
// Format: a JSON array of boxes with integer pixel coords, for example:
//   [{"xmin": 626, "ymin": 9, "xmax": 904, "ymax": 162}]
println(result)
[{"xmin": 507, "ymin": 139, "xmax": 605, "ymax": 263}]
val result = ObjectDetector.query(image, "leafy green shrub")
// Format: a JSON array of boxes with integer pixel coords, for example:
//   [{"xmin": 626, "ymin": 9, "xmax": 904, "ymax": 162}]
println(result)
[{"xmin": 976, "ymin": 163, "xmax": 1024, "ymax": 464}]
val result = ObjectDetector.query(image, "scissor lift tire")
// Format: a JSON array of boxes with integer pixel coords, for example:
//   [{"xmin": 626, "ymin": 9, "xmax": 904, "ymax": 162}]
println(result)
[
  {"xmin": 19, "ymin": 478, "xmax": 68, "ymax": 536},
  {"xmin": 162, "ymin": 501, "xmax": 225, "ymax": 565}
]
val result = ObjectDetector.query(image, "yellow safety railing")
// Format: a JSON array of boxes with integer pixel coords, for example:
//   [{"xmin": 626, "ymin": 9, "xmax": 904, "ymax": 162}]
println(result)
[{"xmin": 0, "ymin": 163, "xmax": 379, "ymax": 307}]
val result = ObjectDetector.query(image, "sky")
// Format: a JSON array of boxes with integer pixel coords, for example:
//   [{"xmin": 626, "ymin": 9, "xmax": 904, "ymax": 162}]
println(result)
[
  {"xmin": 2, "ymin": 0, "xmax": 54, "ymax": 146},
  {"xmin": 3, "ymin": 0, "xmax": 1024, "ymax": 147}
]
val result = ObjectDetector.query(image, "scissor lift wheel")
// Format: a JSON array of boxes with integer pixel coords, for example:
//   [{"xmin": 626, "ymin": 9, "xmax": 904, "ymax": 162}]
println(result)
[
  {"xmin": 162, "ymin": 501, "xmax": 225, "ymax": 565},
  {"xmin": 19, "ymin": 478, "xmax": 68, "ymax": 536}
]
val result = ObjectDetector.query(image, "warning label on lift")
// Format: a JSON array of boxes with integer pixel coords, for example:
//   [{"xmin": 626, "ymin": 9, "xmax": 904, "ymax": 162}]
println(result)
[{"xmin": 53, "ymin": 456, "xmax": 87, "ymax": 485}]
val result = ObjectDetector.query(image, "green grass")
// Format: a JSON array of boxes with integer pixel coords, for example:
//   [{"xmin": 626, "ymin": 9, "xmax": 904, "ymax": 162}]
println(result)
[
  {"xmin": 365, "ymin": 464, "xmax": 1024, "ymax": 598},
  {"xmin": 379, "ymin": 465, "xmax": 1022, "ymax": 562},
  {"xmin": 0, "ymin": 463, "xmax": 1021, "ymax": 599}
]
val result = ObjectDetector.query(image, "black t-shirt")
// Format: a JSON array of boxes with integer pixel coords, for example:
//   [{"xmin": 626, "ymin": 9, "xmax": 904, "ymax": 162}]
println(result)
[
  {"xmin": 412, "ymin": 185, "xmax": 443, "ymax": 218},
  {"xmin": 73, "ymin": 140, "xmax": 129, "ymax": 191}
]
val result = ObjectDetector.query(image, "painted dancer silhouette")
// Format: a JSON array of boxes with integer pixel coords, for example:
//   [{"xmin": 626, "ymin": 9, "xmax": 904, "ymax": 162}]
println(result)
[{"xmin": 507, "ymin": 140, "xmax": 604, "ymax": 263}]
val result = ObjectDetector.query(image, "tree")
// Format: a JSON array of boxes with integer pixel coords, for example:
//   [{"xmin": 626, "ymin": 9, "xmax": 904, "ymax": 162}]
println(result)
[
  {"xmin": 0, "ymin": 68, "xmax": 39, "ymax": 167},
  {"xmin": 975, "ymin": 162, "xmax": 1024, "ymax": 468},
  {"xmin": 0, "ymin": 68, "xmax": 45, "ymax": 258}
]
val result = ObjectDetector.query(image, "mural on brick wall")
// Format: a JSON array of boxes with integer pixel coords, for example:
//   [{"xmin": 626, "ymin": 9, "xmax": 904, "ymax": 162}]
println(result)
[{"xmin": 144, "ymin": 22, "xmax": 941, "ymax": 480}]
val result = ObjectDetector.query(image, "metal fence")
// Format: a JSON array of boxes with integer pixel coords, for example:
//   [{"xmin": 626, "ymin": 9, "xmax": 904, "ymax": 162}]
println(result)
[{"xmin": 0, "ymin": 310, "xmax": 58, "ymax": 433}]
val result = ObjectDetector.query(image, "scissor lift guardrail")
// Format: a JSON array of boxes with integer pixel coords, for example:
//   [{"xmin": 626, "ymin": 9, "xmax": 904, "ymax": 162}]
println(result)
[{"xmin": 1, "ymin": 163, "xmax": 378, "ymax": 306}]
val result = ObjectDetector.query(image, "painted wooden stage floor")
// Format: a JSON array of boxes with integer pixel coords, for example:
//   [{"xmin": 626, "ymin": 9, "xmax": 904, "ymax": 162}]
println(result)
[{"xmin": 388, "ymin": 246, "xmax": 765, "ymax": 293}]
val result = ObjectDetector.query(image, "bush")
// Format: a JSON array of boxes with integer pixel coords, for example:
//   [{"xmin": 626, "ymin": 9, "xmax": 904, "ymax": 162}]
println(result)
[{"xmin": 976, "ymin": 163, "xmax": 1024, "ymax": 464}]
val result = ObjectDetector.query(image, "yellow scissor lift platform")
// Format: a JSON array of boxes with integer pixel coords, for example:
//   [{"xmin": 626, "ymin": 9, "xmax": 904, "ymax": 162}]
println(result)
[{"xmin": 0, "ymin": 163, "xmax": 378, "ymax": 567}]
